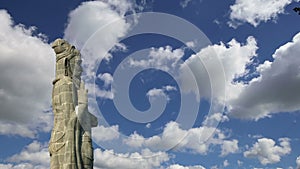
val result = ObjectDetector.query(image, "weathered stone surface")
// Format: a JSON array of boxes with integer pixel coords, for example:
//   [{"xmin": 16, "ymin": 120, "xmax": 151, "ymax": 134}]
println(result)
[{"xmin": 49, "ymin": 39, "xmax": 97, "ymax": 169}]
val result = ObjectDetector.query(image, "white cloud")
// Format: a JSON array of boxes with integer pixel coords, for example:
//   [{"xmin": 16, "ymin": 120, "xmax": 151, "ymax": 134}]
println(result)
[
  {"xmin": 7, "ymin": 141, "xmax": 50, "ymax": 168},
  {"xmin": 223, "ymin": 160, "xmax": 229, "ymax": 167},
  {"xmin": 118, "ymin": 32, "xmax": 300, "ymax": 123},
  {"xmin": 248, "ymin": 134, "xmax": 263, "ymax": 139},
  {"xmin": 100, "ymin": 0, "xmax": 134, "ymax": 16},
  {"xmin": 92, "ymin": 125, "xmax": 120, "ymax": 142},
  {"xmin": 85, "ymin": 81, "xmax": 114, "ymax": 100},
  {"xmin": 123, "ymin": 131, "xmax": 145, "ymax": 148},
  {"xmin": 119, "ymin": 38, "xmax": 250, "ymax": 126},
  {"xmin": 210, "ymin": 165, "xmax": 218, "ymax": 169},
  {"xmin": 182, "ymin": 32, "xmax": 300, "ymax": 121},
  {"xmin": 212, "ymin": 36, "xmax": 258, "ymax": 86},
  {"xmin": 124, "ymin": 121, "xmax": 236, "ymax": 155},
  {"xmin": 98, "ymin": 73, "xmax": 113, "ymax": 87},
  {"xmin": 146, "ymin": 85, "xmax": 177, "ymax": 101},
  {"xmin": 185, "ymin": 41, "xmax": 196, "ymax": 48},
  {"xmin": 64, "ymin": 0, "xmax": 132, "ymax": 49},
  {"xmin": 96, "ymin": 73, "xmax": 115, "ymax": 99},
  {"xmin": 180, "ymin": 36, "xmax": 258, "ymax": 102},
  {"xmin": 164, "ymin": 85, "xmax": 177, "ymax": 91},
  {"xmin": 167, "ymin": 164, "xmax": 206, "ymax": 169},
  {"xmin": 63, "ymin": 0, "xmax": 137, "ymax": 111},
  {"xmin": 0, "ymin": 122, "xmax": 36, "ymax": 138},
  {"xmin": 128, "ymin": 46, "xmax": 184, "ymax": 72},
  {"xmin": 0, "ymin": 163, "xmax": 48, "ymax": 169},
  {"xmin": 94, "ymin": 148, "xmax": 169, "ymax": 169},
  {"xmin": 147, "ymin": 88, "xmax": 166, "ymax": 98},
  {"xmin": 180, "ymin": 0, "xmax": 193, "ymax": 8},
  {"xmin": 229, "ymin": 32, "xmax": 300, "ymax": 120},
  {"xmin": 202, "ymin": 113, "xmax": 229, "ymax": 127},
  {"xmin": 64, "ymin": 0, "xmax": 134, "ymax": 80},
  {"xmin": 220, "ymin": 139, "xmax": 239, "ymax": 157},
  {"xmin": 3, "ymin": 140, "xmax": 170, "ymax": 169},
  {"xmin": 229, "ymin": 0, "xmax": 293, "ymax": 27},
  {"xmin": 0, "ymin": 10, "xmax": 54, "ymax": 138},
  {"xmin": 244, "ymin": 138, "xmax": 291, "ymax": 165},
  {"xmin": 296, "ymin": 156, "xmax": 300, "ymax": 169},
  {"xmin": 95, "ymin": 87, "xmax": 115, "ymax": 100},
  {"xmin": 3, "ymin": 140, "xmax": 169, "ymax": 169}
]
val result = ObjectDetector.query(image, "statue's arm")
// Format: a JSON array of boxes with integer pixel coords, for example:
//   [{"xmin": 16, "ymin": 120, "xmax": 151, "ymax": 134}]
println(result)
[{"xmin": 76, "ymin": 81, "xmax": 98, "ymax": 128}]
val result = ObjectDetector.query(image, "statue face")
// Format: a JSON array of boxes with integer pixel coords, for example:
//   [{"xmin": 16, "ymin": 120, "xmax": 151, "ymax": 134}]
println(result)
[
  {"xmin": 53, "ymin": 45, "xmax": 65, "ymax": 54},
  {"xmin": 52, "ymin": 39, "xmax": 69, "ymax": 54}
]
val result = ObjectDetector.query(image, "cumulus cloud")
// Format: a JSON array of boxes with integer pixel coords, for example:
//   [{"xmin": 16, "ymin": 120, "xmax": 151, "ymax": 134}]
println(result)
[
  {"xmin": 128, "ymin": 46, "xmax": 184, "ymax": 72},
  {"xmin": 180, "ymin": 36, "xmax": 257, "ymax": 102},
  {"xmin": 229, "ymin": 0, "xmax": 293, "ymax": 27},
  {"xmin": 94, "ymin": 148, "xmax": 169, "ymax": 169},
  {"xmin": 147, "ymin": 88, "xmax": 166, "ymax": 98},
  {"xmin": 0, "ymin": 10, "xmax": 54, "ymax": 138},
  {"xmin": 167, "ymin": 164, "xmax": 206, "ymax": 169},
  {"xmin": 124, "ymin": 121, "xmax": 236, "ymax": 156},
  {"xmin": 124, "ymin": 39, "xmax": 257, "ymax": 122},
  {"xmin": 182, "ymin": 32, "xmax": 300, "ymax": 120},
  {"xmin": 95, "ymin": 73, "xmax": 114, "ymax": 99},
  {"xmin": 98, "ymin": 73, "xmax": 113, "ymax": 87},
  {"xmin": 2, "ymin": 141, "xmax": 169, "ymax": 169},
  {"xmin": 64, "ymin": 0, "xmax": 132, "ymax": 49},
  {"xmin": 7, "ymin": 141, "xmax": 50, "ymax": 168},
  {"xmin": 244, "ymin": 138, "xmax": 291, "ymax": 165},
  {"xmin": 123, "ymin": 131, "xmax": 145, "ymax": 148},
  {"xmin": 95, "ymin": 86, "xmax": 115, "ymax": 100},
  {"xmin": 202, "ymin": 113, "xmax": 229, "ymax": 127},
  {"xmin": 100, "ymin": 0, "xmax": 134, "ymax": 16},
  {"xmin": 131, "ymin": 36, "xmax": 292, "ymax": 123},
  {"xmin": 62, "ymin": 1, "xmax": 138, "ymax": 115},
  {"xmin": 3, "ymin": 141, "xmax": 170, "ymax": 169},
  {"xmin": 120, "ymin": 37, "xmax": 257, "ymax": 123},
  {"xmin": 220, "ymin": 139, "xmax": 239, "ymax": 156},
  {"xmin": 64, "ymin": 0, "xmax": 134, "ymax": 80},
  {"xmin": 211, "ymin": 37, "xmax": 257, "ymax": 86},
  {"xmin": 229, "ymin": 32, "xmax": 300, "ymax": 120},
  {"xmin": 0, "ymin": 122, "xmax": 41, "ymax": 138},
  {"xmin": 92, "ymin": 125, "xmax": 120, "ymax": 142},
  {"xmin": 185, "ymin": 41, "xmax": 196, "ymax": 48},
  {"xmin": 0, "ymin": 163, "xmax": 48, "ymax": 169},
  {"xmin": 146, "ymin": 85, "xmax": 177, "ymax": 101}
]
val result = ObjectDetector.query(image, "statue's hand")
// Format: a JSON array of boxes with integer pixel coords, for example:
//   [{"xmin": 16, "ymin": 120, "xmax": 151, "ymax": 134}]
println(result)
[
  {"xmin": 78, "ymin": 81, "xmax": 88, "ymax": 105},
  {"xmin": 76, "ymin": 81, "xmax": 98, "ymax": 129},
  {"xmin": 76, "ymin": 81, "xmax": 88, "ymax": 121}
]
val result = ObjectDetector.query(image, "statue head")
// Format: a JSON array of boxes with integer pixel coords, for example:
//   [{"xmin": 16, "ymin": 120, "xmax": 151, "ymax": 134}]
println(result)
[{"xmin": 52, "ymin": 38, "xmax": 72, "ymax": 54}]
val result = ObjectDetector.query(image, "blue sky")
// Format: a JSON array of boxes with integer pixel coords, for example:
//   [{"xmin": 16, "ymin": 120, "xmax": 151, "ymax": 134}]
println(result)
[{"xmin": 0, "ymin": 0, "xmax": 300, "ymax": 168}]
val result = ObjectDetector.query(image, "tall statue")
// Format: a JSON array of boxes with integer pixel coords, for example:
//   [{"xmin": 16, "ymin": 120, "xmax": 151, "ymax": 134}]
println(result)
[{"xmin": 49, "ymin": 39, "xmax": 98, "ymax": 169}]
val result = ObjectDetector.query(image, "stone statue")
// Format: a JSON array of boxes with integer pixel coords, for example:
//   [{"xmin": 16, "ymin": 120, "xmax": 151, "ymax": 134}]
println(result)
[{"xmin": 49, "ymin": 39, "xmax": 98, "ymax": 169}]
